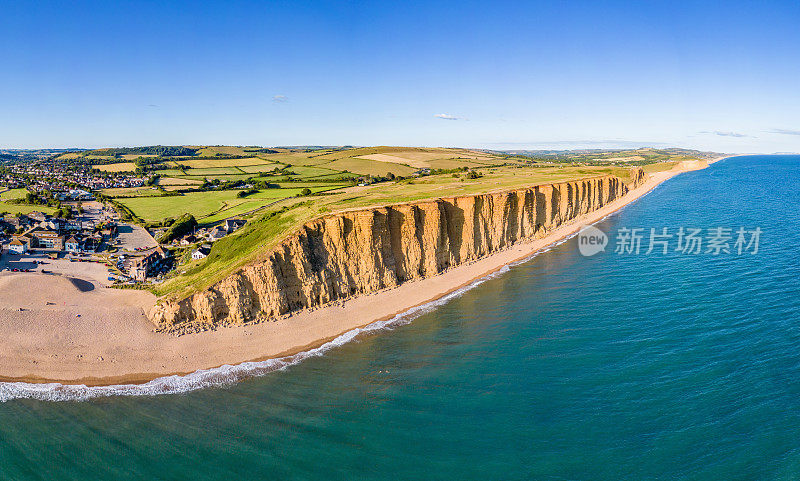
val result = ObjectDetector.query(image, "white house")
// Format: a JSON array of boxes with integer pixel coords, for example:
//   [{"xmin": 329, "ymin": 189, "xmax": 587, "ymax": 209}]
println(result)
[
  {"xmin": 8, "ymin": 238, "xmax": 27, "ymax": 254},
  {"xmin": 191, "ymin": 248, "xmax": 209, "ymax": 260}
]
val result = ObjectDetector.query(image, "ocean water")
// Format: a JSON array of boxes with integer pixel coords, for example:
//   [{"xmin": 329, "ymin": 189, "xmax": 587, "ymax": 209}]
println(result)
[{"xmin": 1, "ymin": 155, "xmax": 799, "ymax": 480}]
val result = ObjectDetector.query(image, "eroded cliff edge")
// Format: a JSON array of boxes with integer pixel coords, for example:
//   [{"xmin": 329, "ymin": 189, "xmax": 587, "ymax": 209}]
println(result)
[{"xmin": 150, "ymin": 170, "xmax": 645, "ymax": 332}]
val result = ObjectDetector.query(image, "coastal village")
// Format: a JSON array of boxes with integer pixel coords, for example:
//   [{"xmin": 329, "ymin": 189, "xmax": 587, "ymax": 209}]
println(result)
[
  {"xmin": 0, "ymin": 199, "xmax": 245, "ymax": 285},
  {"xmin": 0, "ymin": 157, "xmax": 246, "ymax": 286}
]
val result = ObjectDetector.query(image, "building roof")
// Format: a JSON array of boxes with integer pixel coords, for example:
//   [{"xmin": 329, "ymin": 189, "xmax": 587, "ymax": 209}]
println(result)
[{"xmin": 131, "ymin": 257, "xmax": 148, "ymax": 267}]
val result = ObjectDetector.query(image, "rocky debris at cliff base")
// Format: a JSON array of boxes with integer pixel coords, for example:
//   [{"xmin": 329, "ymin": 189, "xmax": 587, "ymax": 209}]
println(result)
[{"xmin": 151, "ymin": 171, "xmax": 643, "ymax": 333}]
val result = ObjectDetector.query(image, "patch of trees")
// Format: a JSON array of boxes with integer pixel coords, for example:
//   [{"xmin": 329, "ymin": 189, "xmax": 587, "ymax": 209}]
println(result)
[
  {"xmin": 250, "ymin": 179, "xmax": 278, "ymax": 189},
  {"xmin": 97, "ymin": 146, "xmax": 199, "ymax": 157},
  {"xmin": 5, "ymin": 190, "xmax": 61, "ymax": 208},
  {"xmin": 236, "ymin": 188, "xmax": 259, "ymax": 198},
  {"xmin": 54, "ymin": 205, "xmax": 74, "ymax": 219},
  {"xmin": 354, "ymin": 172, "xmax": 397, "ymax": 185},
  {"xmin": 243, "ymin": 148, "xmax": 280, "ymax": 154},
  {"xmin": 157, "ymin": 214, "xmax": 198, "ymax": 243}
]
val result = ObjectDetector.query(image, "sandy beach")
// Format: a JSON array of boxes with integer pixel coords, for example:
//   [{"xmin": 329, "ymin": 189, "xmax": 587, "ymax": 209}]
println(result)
[{"xmin": 0, "ymin": 159, "xmax": 720, "ymax": 386}]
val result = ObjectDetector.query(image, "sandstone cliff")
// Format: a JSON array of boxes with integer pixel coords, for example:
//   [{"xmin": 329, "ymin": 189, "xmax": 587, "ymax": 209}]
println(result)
[
  {"xmin": 629, "ymin": 166, "xmax": 647, "ymax": 187},
  {"xmin": 150, "ymin": 169, "xmax": 644, "ymax": 332}
]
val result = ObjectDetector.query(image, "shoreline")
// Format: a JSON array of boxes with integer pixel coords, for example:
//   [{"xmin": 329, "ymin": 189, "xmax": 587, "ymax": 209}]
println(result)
[{"xmin": 0, "ymin": 158, "xmax": 725, "ymax": 388}]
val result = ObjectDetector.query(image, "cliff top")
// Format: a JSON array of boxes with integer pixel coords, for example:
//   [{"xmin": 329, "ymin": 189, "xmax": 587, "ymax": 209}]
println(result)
[
  {"xmin": 43, "ymin": 144, "xmax": 707, "ymax": 300},
  {"xmin": 151, "ymin": 163, "xmax": 656, "ymax": 300}
]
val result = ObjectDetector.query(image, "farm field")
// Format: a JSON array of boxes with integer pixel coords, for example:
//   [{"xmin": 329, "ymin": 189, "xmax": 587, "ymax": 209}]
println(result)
[
  {"xmin": 1, "ymin": 189, "xmax": 29, "ymax": 201},
  {"xmin": 83, "ymin": 146, "xmax": 517, "ymax": 186},
  {"xmin": 152, "ymin": 163, "xmax": 648, "ymax": 298},
  {"xmin": 100, "ymin": 186, "xmax": 164, "ymax": 197},
  {"xmin": 0, "ymin": 188, "xmax": 57, "ymax": 216},
  {"xmin": 355, "ymin": 151, "xmax": 498, "ymax": 169},
  {"xmin": 284, "ymin": 165, "xmax": 343, "ymax": 177},
  {"xmin": 176, "ymin": 157, "xmax": 270, "ymax": 169},
  {"xmin": 156, "ymin": 177, "xmax": 203, "ymax": 186},
  {"xmin": 86, "ymin": 145, "xmax": 688, "ymax": 234},
  {"xmin": 238, "ymin": 164, "xmax": 289, "ymax": 174},
  {"xmin": 175, "ymin": 167, "xmax": 243, "ymax": 176},
  {"xmin": 323, "ymin": 158, "xmax": 417, "ymax": 177},
  {"xmin": 52, "ymin": 144, "xmax": 709, "ymax": 299},
  {"xmin": 180, "ymin": 174, "xmax": 254, "ymax": 182},
  {"xmin": 93, "ymin": 162, "xmax": 137, "ymax": 172},
  {"xmin": 115, "ymin": 184, "xmax": 346, "ymax": 222}
]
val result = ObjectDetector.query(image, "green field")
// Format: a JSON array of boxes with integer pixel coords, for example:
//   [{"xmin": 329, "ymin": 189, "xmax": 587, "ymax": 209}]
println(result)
[
  {"xmin": 284, "ymin": 165, "xmax": 348, "ymax": 178},
  {"xmin": 116, "ymin": 185, "xmax": 346, "ymax": 222},
  {"xmin": 238, "ymin": 164, "xmax": 289, "ymax": 174},
  {"xmin": 323, "ymin": 158, "xmax": 418, "ymax": 176},
  {"xmin": 151, "ymin": 163, "xmax": 650, "ymax": 298},
  {"xmin": 176, "ymin": 157, "xmax": 270, "ymax": 169},
  {"xmin": 89, "ymin": 146, "xmax": 520, "ymax": 187},
  {"xmin": 67, "ymin": 145, "xmax": 709, "ymax": 299},
  {"xmin": 0, "ymin": 189, "xmax": 58, "ymax": 216},
  {"xmin": 1, "ymin": 189, "xmax": 29, "ymax": 201},
  {"xmin": 100, "ymin": 186, "xmax": 165, "ymax": 197}
]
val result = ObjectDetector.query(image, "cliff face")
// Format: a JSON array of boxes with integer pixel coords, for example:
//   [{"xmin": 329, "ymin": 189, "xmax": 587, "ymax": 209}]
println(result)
[
  {"xmin": 150, "ymin": 171, "xmax": 641, "ymax": 332},
  {"xmin": 629, "ymin": 166, "xmax": 647, "ymax": 188}
]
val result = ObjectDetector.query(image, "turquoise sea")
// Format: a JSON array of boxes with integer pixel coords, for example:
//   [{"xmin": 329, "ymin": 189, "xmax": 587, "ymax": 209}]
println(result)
[{"xmin": 1, "ymin": 155, "xmax": 798, "ymax": 480}]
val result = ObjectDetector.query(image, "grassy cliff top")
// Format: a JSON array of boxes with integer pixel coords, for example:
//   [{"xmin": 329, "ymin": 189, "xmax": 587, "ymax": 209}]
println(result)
[
  {"xmin": 51, "ymin": 145, "xmax": 702, "ymax": 299},
  {"xmin": 150, "ymin": 163, "xmax": 643, "ymax": 299}
]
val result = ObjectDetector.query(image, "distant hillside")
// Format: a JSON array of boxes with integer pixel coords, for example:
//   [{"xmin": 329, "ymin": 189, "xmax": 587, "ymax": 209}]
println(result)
[
  {"xmin": 93, "ymin": 146, "xmax": 199, "ymax": 157},
  {"xmin": 499, "ymin": 147, "xmax": 721, "ymax": 165}
]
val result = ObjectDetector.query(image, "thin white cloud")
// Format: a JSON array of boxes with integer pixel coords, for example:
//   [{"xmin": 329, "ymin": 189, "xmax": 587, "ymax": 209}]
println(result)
[
  {"xmin": 434, "ymin": 113, "xmax": 460, "ymax": 120},
  {"xmin": 770, "ymin": 128, "xmax": 800, "ymax": 136},
  {"xmin": 272, "ymin": 95, "xmax": 288, "ymax": 103},
  {"xmin": 699, "ymin": 130, "xmax": 751, "ymax": 138}
]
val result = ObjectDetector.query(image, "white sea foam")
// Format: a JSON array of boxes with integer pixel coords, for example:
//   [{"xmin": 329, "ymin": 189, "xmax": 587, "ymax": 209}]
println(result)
[
  {"xmin": 0, "ymin": 255, "xmax": 529, "ymax": 403},
  {"xmin": 0, "ymin": 203, "xmax": 638, "ymax": 403}
]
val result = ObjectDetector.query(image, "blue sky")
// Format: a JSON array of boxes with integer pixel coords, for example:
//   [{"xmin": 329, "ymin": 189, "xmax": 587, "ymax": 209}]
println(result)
[{"xmin": 2, "ymin": 0, "xmax": 799, "ymax": 152}]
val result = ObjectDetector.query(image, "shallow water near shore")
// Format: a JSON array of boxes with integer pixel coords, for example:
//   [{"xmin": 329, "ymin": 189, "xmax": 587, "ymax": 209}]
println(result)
[{"xmin": 1, "ymin": 155, "xmax": 799, "ymax": 479}]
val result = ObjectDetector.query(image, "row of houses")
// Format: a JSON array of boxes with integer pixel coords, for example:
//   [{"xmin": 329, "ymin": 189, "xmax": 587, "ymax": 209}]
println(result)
[
  {"xmin": 8, "ymin": 231, "xmax": 97, "ymax": 254},
  {"xmin": 2, "ymin": 212, "xmax": 117, "ymax": 255},
  {"xmin": 166, "ymin": 218, "xmax": 246, "ymax": 247},
  {"xmin": 3, "ymin": 163, "xmax": 147, "ymax": 193},
  {"xmin": 1, "ymin": 211, "xmax": 95, "ymax": 233}
]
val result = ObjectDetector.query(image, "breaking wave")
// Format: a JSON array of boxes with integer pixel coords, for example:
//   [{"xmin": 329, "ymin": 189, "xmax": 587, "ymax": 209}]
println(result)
[
  {"xmin": 0, "ymin": 252, "xmax": 538, "ymax": 402},
  {"xmin": 0, "ymin": 203, "xmax": 634, "ymax": 403}
]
